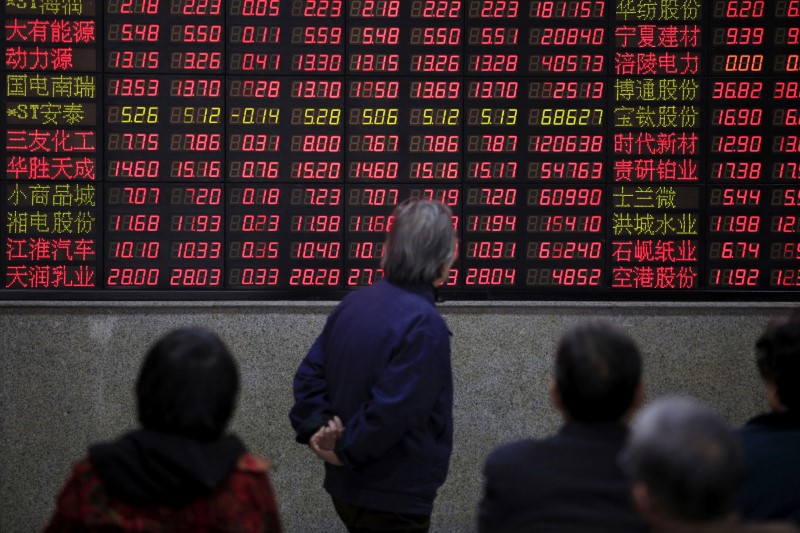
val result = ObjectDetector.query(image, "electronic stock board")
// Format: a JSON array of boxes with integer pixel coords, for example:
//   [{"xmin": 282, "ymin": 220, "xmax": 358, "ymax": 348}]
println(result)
[{"xmin": 3, "ymin": 0, "xmax": 800, "ymax": 299}]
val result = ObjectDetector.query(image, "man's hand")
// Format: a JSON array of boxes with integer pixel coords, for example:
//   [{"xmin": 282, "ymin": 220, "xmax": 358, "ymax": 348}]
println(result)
[{"xmin": 310, "ymin": 416, "xmax": 345, "ymax": 466}]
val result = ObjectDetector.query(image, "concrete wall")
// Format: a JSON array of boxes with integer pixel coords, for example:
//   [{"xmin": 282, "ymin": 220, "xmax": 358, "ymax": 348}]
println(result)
[{"xmin": 0, "ymin": 301, "xmax": 793, "ymax": 532}]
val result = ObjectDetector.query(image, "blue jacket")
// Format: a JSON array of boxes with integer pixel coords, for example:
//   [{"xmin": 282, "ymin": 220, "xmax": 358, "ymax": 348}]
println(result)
[{"xmin": 290, "ymin": 279, "xmax": 453, "ymax": 515}]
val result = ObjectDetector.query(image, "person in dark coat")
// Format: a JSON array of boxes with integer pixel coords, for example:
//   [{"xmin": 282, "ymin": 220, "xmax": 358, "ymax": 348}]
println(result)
[
  {"xmin": 624, "ymin": 396, "xmax": 798, "ymax": 533},
  {"xmin": 290, "ymin": 200, "xmax": 457, "ymax": 533},
  {"xmin": 44, "ymin": 327, "xmax": 282, "ymax": 532},
  {"xmin": 478, "ymin": 321, "xmax": 647, "ymax": 533},
  {"xmin": 738, "ymin": 314, "xmax": 800, "ymax": 524}
]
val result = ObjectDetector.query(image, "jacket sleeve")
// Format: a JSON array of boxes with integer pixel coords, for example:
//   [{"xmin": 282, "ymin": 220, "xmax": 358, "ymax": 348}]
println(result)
[
  {"xmin": 335, "ymin": 317, "xmax": 451, "ymax": 466},
  {"xmin": 289, "ymin": 333, "xmax": 335, "ymax": 444}
]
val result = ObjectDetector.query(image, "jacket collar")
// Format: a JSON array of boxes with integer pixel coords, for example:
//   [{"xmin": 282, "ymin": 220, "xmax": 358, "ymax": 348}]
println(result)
[{"xmin": 746, "ymin": 411, "xmax": 800, "ymax": 429}]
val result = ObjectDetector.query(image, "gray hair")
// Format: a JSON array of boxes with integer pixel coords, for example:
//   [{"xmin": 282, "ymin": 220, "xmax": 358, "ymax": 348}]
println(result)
[
  {"xmin": 622, "ymin": 396, "xmax": 743, "ymax": 522},
  {"xmin": 381, "ymin": 200, "xmax": 456, "ymax": 286}
]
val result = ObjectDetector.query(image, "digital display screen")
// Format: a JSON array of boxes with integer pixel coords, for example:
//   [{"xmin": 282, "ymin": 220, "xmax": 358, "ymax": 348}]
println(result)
[{"xmin": 3, "ymin": 0, "xmax": 800, "ymax": 298}]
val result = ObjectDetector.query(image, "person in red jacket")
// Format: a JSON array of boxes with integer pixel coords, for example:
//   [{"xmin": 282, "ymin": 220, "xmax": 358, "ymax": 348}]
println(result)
[{"xmin": 44, "ymin": 327, "xmax": 282, "ymax": 532}]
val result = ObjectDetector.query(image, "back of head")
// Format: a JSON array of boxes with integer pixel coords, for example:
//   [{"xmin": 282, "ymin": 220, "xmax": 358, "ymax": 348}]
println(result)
[
  {"xmin": 624, "ymin": 396, "xmax": 743, "ymax": 523},
  {"xmin": 381, "ymin": 199, "xmax": 456, "ymax": 286},
  {"xmin": 137, "ymin": 328, "xmax": 239, "ymax": 441},
  {"xmin": 555, "ymin": 321, "xmax": 642, "ymax": 422},
  {"xmin": 756, "ymin": 315, "xmax": 800, "ymax": 411}
]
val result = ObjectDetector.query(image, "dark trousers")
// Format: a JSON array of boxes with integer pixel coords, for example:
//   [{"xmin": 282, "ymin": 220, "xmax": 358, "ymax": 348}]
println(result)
[{"xmin": 332, "ymin": 498, "xmax": 431, "ymax": 533}]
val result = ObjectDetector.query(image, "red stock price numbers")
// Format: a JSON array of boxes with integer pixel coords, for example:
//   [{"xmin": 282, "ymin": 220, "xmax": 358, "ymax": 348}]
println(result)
[
  {"xmin": 107, "ymin": 0, "xmax": 159, "ymax": 14},
  {"xmin": 108, "ymin": 51, "xmax": 159, "ymax": 70},
  {"xmin": 169, "ymin": 187, "xmax": 222, "ymax": 206},
  {"xmin": 466, "ymin": 188, "xmax": 517, "ymax": 206},
  {"xmin": 109, "ymin": 214, "xmax": 160, "ymax": 232},
  {"xmin": 290, "ymin": 0, "xmax": 343, "ymax": 17},
  {"xmin": 170, "ymin": 215, "xmax": 223, "ymax": 233},
  {"xmin": 170, "ymin": 241, "xmax": 223, "ymax": 260},
  {"xmin": 773, "ymin": 216, "xmax": 800, "ymax": 234},
  {"xmin": 527, "ymin": 215, "xmax": 603, "ymax": 233},
  {"xmin": 107, "ymin": 24, "xmax": 160, "ymax": 43},
  {"xmin": 711, "ymin": 135, "xmax": 762, "ymax": 154},
  {"xmin": 171, "ymin": 0, "xmax": 222, "ymax": 15},
  {"xmin": 526, "ymin": 241, "xmax": 602, "ymax": 260},
  {"xmin": 349, "ymin": 0, "xmax": 401, "ymax": 16},
  {"xmin": 708, "ymin": 241, "xmax": 760, "ymax": 259},
  {"xmin": 773, "ymin": 109, "xmax": 800, "ymax": 126},
  {"xmin": 711, "ymin": 81, "xmax": 763, "ymax": 100},
  {"xmin": 774, "ymin": 136, "xmax": 800, "ymax": 154},
  {"xmin": 709, "ymin": 268, "xmax": 760, "ymax": 287},
  {"xmin": 171, "ymin": 79, "xmax": 223, "ymax": 98},
  {"xmin": 465, "ymin": 241, "xmax": 516, "ymax": 259},
  {"xmin": 772, "ymin": 269, "xmax": 800, "ymax": 287},
  {"xmin": 347, "ymin": 188, "xmax": 400, "ymax": 207},
  {"xmin": 229, "ymin": 241, "xmax": 279, "ymax": 260},
  {"xmin": 289, "ymin": 268, "xmax": 341, "ymax": 286},
  {"xmin": 709, "ymin": 215, "xmax": 761, "ymax": 233},
  {"xmin": 772, "ymin": 242, "xmax": 800, "ymax": 260},
  {"xmin": 107, "ymin": 268, "xmax": 160, "ymax": 287},
  {"xmin": 711, "ymin": 26, "xmax": 765, "ymax": 45},
  {"xmin": 711, "ymin": 108, "xmax": 763, "ymax": 127},
  {"xmin": 526, "ymin": 188, "xmax": 603, "ymax": 207},
  {"xmin": 773, "ymin": 85, "xmax": 800, "ymax": 178},
  {"xmin": 108, "ymin": 241, "xmax": 161, "ymax": 259},
  {"xmin": 409, "ymin": 0, "xmax": 462, "ymax": 18},
  {"xmin": 108, "ymin": 78, "xmax": 160, "ymax": 97},
  {"xmin": 108, "ymin": 187, "xmax": 160, "ymax": 205},
  {"xmin": 465, "ymin": 267, "xmax": 516, "ymax": 286},
  {"xmin": 712, "ymin": 0, "xmax": 767, "ymax": 18},
  {"xmin": 291, "ymin": 241, "xmax": 341, "ymax": 259},
  {"xmin": 708, "ymin": 188, "xmax": 761, "ymax": 206},
  {"xmin": 711, "ymin": 162, "xmax": 762, "ymax": 181},
  {"xmin": 526, "ymin": 268, "xmax": 603, "ymax": 287},
  {"xmin": 772, "ymin": 189, "xmax": 800, "ymax": 206},
  {"xmin": 228, "ymin": 266, "xmax": 280, "ymax": 287},
  {"xmin": 170, "ymin": 25, "xmax": 223, "ymax": 43},
  {"xmin": 348, "ymin": 241, "xmax": 385, "ymax": 260},
  {"xmin": 292, "ymin": 215, "xmax": 341, "ymax": 233},
  {"xmin": 350, "ymin": 80, "xmax": 399, "ymax": 98},
  {"xmin": 528, "ymin": 55, "xmax": 604, "ymax": 73},
  {"xmin": 529, "ymin": 0, "xmax": 605, "ymax": 18},
  {"xmin": 171, "ymin": 161, "xmax": 222, "ymax": 179},
  {"xmin": 169, "ymin": 268, "xmax": 223, "ymax": 287}
]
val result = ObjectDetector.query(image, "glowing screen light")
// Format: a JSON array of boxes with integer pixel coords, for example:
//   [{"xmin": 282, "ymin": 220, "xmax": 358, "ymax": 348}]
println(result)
[{"xmin": 2, "ymin": 0, "xmax": 800, "ymax": 296}]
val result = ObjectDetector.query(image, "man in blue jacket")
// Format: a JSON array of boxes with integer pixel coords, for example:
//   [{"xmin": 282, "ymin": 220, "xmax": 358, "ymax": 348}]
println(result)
[{"xmin": 290, "ymin": 200, "xmax": 456, "ymax": 533}]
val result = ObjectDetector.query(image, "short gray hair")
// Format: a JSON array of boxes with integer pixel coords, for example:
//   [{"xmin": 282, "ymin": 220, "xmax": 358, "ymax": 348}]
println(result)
[
  {"xmin": 381, "ymin": 200, "xmax": 456, "ymax": 286},
  {"xmin": 622, "ymin": 396, "xmax": 743, "ymax": 522}
]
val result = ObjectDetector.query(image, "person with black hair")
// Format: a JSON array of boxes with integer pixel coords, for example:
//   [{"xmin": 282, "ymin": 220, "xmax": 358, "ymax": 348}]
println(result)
[
  {"xmin": 738, "ymin": 314, "xmax": 800, "ymax": 524},
  {"xmin": 44, "ymin": 328, "xmax": 282, "ymax": 532},
  {"xmin": 478, "ymin": 321, "xmax": 647, "ymax": 533}
]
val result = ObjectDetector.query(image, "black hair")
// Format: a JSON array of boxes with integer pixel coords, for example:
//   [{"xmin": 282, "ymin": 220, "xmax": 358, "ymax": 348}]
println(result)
[
  {"xmin": 555, "ymin": 321, "xmax": 642, "ymax": 422},
  {"xmin": 136, "ymin": 328, "xmax": 239, "ymax": 441},
  {"xmin": 755, "ymin": 315, "xmax": 800, "ymax": 411}
]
